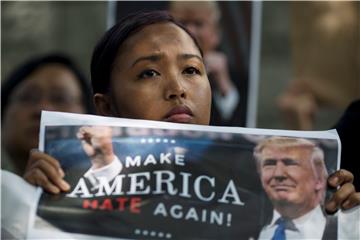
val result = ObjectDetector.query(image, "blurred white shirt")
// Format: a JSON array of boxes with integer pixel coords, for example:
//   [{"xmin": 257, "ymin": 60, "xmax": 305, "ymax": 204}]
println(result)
[{"xmin": 258, "ymin": 206, "xmax": 326, "ymax": 239}]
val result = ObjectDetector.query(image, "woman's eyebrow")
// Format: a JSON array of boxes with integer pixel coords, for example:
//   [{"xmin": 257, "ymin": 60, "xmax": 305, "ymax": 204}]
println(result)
[
  {"xmin": 178, "ymin": 53, "xmax": 203, "ymax": 62},
  {"xmin": 131, "ymin": 53, "xmax": 203, "ymax": 67},
  {"xmin": 131, "ymin": 54, "xmax": 163, "ymax": 67}
]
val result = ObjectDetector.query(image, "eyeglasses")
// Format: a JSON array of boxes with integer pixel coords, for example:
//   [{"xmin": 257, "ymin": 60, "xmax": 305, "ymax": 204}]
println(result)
[{"xmin": 9, "ymin": 89, "xmax": 81, "ymax": 107}]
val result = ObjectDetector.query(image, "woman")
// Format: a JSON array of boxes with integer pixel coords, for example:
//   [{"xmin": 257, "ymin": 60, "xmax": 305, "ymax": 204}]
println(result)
[
  {"xmin": 2, "ymin": 54, "xmax": 94, "ymax": 175},
  {"xmin": 24, "ymin": 11, "xmax": 359, "ymax": 215}
]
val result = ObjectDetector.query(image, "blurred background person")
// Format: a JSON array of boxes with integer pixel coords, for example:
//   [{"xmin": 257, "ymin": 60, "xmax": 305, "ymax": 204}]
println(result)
[
  {"xmin": 169, "ymin": 1, "xmax": 247, "ymax": 126},
  {"xmin": 1, "ymin": 54, "xmax": 94, "ymax": 176},
  {"xmin": 274, "ymin": 2, "xmax": 360, "ymax": 190},
  {"xmin": 277, "ymin": 1, "xmax": 360, "ymax": 130}
]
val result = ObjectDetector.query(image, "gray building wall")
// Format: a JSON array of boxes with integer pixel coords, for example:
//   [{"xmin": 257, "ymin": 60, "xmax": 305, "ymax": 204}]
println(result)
[{"xmin": 2, "ymin": 1, "xmax": 107, "ymax": 81}]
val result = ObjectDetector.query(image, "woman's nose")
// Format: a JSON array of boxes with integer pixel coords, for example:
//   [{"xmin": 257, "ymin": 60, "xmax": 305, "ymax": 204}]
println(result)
[{"xmin": 164, "ymin": 76, "xmax": 187, "ymax": 100}]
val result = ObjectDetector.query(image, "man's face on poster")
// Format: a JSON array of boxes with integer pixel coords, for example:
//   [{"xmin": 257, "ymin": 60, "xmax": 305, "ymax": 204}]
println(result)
[{"xmin": 259, "ymin": 146, "xmax": 322, "ymax": 207}]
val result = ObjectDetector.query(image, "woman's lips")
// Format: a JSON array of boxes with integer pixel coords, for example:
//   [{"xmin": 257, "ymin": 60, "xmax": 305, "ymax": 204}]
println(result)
[{"xmin": 164, "ymin": 106, "xmax": 194, "ymax": 123}]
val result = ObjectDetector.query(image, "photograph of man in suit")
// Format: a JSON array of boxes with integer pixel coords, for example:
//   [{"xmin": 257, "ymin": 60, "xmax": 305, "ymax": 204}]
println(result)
[{"xmin": 254, "ymin": 136, "xmax": 336, "ymax": 240}]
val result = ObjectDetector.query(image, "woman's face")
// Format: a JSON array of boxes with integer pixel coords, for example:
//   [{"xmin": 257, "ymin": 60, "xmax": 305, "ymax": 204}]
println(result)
[
  {"xmin": 95, "ymin": 23, "xmax": 212, "ymax": 125},
  {"xmin": 2, "ymin": 64, "xmax": 86, "ymax": 162}
]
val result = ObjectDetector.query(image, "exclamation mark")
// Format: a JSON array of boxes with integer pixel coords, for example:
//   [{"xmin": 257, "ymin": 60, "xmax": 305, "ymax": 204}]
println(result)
[
  {"xmin": 226, "ymin": 213, "xmax": 232, "ymax": 227},
  {"xmin": 201, "ymin": 209, "xmax": 207, "ymax": 222}
]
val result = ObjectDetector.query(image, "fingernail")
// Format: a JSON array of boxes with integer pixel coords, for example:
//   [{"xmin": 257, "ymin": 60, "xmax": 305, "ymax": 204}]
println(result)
[
  {"xmin": 343, "ymin": 200, "xmax": 351, "ymax": 209},
  {"xmin": 61, "ymin": 180, "xmax": 70, "ymax": 191},
  {"xmin": 50, "ymin": 187, "xmax": 60, "ymax": 194},
  {"xmin": 58, "ymin": 168, "xmax": 65, "ymax": 177},
  {"xmin": 330, "ymin": 177, "xmax": 338, "ymax": 185},
  {"xmin": 30, "ymin": 148, "xmax": 38, "ymax": 153},
  {"xmin": 326, "ymin": 201, "xmax": 337, "ymax": 211}
]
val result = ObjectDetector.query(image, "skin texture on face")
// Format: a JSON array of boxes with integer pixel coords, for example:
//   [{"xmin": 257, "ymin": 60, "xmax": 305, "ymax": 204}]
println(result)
[
  {"xmin": 259, "ymin": 146, "xmax": 323, "ymax": 218},
  {"xmin": 95, "ymin": 22, "xmax": 212, "ymax": 125},
  {"xmin": 170, "ymin": 5, "xmax": 219, "ymax": 54},
  {"xmin": 2, "ymin": 64, "xmax": 86, "ymax": 172}
]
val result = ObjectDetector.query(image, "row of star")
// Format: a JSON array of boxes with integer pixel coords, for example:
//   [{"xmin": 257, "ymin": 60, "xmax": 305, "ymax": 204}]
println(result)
[
  {"xmin": 140, "ymin": 138, "xmax": 176, "ymax": 144},
  {"xmin": 134, "ymin": 228, "xmax": 172, "ymax": 238}
]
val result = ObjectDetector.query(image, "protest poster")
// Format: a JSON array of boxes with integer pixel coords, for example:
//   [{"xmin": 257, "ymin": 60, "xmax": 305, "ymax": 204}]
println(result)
[{"xmin": 30, "ymin": 111, "xmax": 342, "ymax": 239}]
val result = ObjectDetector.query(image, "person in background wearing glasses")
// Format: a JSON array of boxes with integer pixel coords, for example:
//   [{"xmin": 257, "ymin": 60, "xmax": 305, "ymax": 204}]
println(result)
[{"xmin": 1, "ymin": 54, "xmax": 94, "ymax": 176}]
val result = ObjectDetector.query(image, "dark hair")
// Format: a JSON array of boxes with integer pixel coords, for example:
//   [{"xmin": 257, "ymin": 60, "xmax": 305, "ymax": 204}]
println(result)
[
  {"xmin": 1, "ymin": 54, "xmax": 94, "ymax": 117},
  {"xmin": 91, "ymin": 10, "xmax": 203, "ymax": 94}
]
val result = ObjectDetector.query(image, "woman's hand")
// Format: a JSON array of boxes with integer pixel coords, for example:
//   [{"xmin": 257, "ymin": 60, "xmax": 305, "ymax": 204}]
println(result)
[
  {"xmin": 23, "ymin": 149, "xmax": 70, "ymax": 194},
  {"xmin": 325, "ymin": 169, "xmax": 360, "ymax": 213}
]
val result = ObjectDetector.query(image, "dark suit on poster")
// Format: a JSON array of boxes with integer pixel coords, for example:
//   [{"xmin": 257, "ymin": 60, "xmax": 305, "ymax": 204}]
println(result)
[{"xmin": 210, "ymin": 69, "xmax": 248, "ymax": 127}]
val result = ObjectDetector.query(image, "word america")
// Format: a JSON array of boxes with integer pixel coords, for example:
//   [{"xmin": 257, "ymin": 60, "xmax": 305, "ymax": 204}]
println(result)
[{"xmin": 67, "ymin": 171, "xmax": 245, "ymax": 206}]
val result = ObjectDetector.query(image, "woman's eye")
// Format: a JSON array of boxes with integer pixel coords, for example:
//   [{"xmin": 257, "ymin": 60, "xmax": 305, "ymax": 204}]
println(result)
[
  {"xmin": 138, "ymin": 69, "xmax": 159, "ymax": 79},
  {"xmin": 183, "ymin": 67, "xmax": 201, "ymax": 75}
]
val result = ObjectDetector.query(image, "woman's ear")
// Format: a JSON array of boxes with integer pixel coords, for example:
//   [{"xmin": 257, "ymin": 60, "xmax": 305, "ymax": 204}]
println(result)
[{"xmin": 93, "ymin": 93, "xmax": 115, "ymax": 116}]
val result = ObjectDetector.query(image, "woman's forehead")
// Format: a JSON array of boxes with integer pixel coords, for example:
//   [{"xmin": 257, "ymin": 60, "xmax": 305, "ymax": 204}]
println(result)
[{"xmin": 116, "ymin": 23, "xmax": 201, "ymax": 62}]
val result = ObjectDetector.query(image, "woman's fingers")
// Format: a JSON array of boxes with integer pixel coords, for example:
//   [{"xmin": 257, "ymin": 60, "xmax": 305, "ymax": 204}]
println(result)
[
  {"xmin": 325, "ymin": 182, "xmax": 355, "ymax": 213},
  {"xmin": 29, "ymin": 149, "xmax": 62, "ymax": 174},
  {"xmin": 24, "ymin": 149, "xmax": 70, "ymax": 193},
  {"xmin": 328, "ymin": 169, "xmax": 354, "ymax": 188},
  {"xmin": 24, "ymin": 168, "xmax": 60, "ymax": 194},
  {"xmin": 31, "ymin": 158, "xmax": 70, "ymax": 191},
  {"xmin": 341, "ymin": 192, "xmax": 360, "ymax": 210}
]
